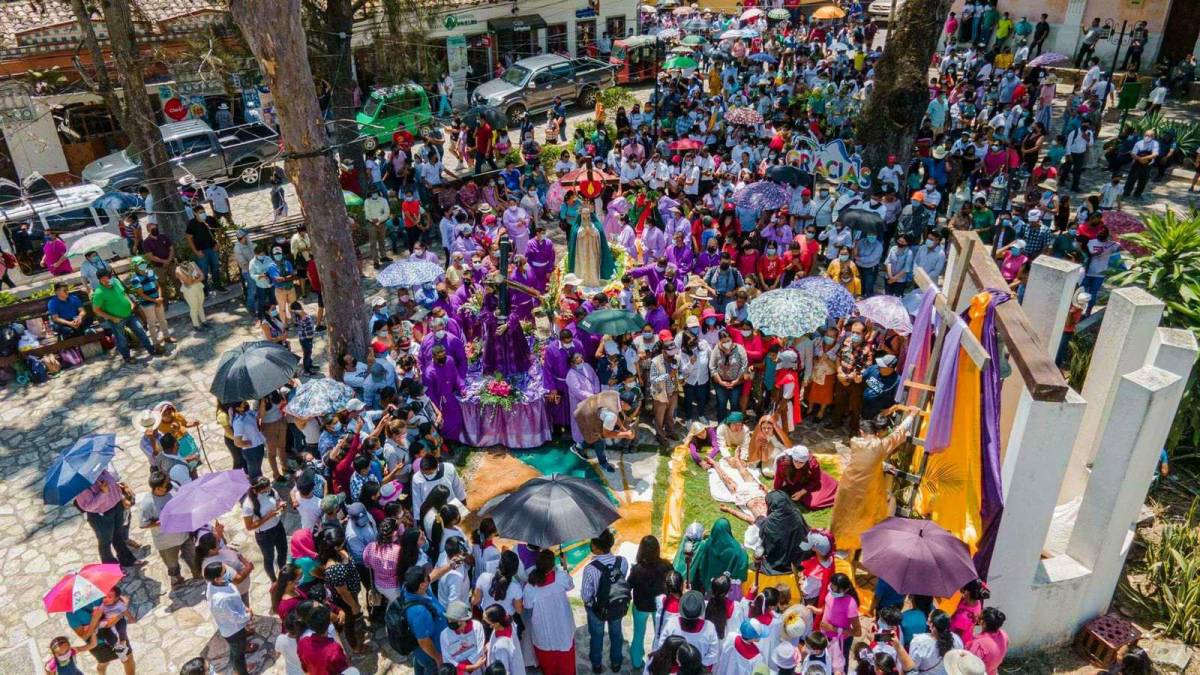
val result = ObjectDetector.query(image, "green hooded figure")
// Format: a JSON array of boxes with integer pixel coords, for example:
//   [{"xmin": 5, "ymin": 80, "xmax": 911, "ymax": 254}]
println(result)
[{"xmin": 674, "ymin": 517, "xmax": 749, "ymax": 592}]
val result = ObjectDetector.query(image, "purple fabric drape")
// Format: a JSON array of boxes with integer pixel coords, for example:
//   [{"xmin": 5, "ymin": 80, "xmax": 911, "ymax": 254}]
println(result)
[
  {"xmin": 923, "ymin": 318, "xmax": 967, "ymax": 454},
  {"xmin": 973, "ymin": 291, "xmax": 1010, "ymax": 580},
  {"xmin": 896, "ymin": 285, "xmax": 940, "ymax": 403}
]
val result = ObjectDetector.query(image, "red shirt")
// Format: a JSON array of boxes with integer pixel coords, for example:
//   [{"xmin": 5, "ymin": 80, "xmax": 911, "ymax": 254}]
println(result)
[
  {"xmin": 757, "ymin": 254, "xmax": 784, "ymax": 283},
  {"xmin": 297, "ymin": 634, "xmax": 350, "ymax": 675},
  {"xmin": 475, "ymin": 122, "xmax": 493, "ymax": 154},
  {"xmin": 737, "ymin": 250, "xmax": 759, "ymax": 277},
  {"xmin": 306, "ymin": 258, "xmax": 322, "ymax": 294}
]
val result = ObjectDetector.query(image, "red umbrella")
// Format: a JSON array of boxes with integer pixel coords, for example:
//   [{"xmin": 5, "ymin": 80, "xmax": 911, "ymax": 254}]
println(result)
[
  {"xmin": 43, "ymin": 564, "xmax": 125, "ymax": 613},
  {"xmin": 861, "ymin": 517, "xmax": 978, "ymax": 598},
  {"xmin": 558, "ymin": 165, "xmax": 618, "ymax": 185},
  {"xmin": 668, "ymin": 138, "xmax": 704, "ymax": 151}
]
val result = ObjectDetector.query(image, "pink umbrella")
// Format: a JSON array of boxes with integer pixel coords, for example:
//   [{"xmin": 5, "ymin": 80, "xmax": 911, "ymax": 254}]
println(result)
[
  {"xmin": 545, "ymin": 181, "xmax": 568, "ymax": 213},
  {"xmin": 856, "ymin": 294, "xmax": 913, "ymax": 335},
  {"xmin": 44, "ymin": 564, "xmax": 124, "ymax": 613},
  {"xmin": 861, "ymin": 517, "xmax": 978, "ymax": 598}
]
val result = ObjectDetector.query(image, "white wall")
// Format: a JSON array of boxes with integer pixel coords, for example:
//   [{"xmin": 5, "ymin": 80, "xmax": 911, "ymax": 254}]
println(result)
[{"xmin": 1, "ymin": 100, "xmax": 69, "ymax": 182}]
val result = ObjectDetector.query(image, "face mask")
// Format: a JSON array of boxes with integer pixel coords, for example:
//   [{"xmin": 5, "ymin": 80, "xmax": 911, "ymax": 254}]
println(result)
[
  {"xmin": 1011, "ymin": 247, "xmax": 1024, "ymax": 256},
  {"xmin": 766, "ymin": 247, "xmax": 777, "ymax": 255},
  {"xmin": 850, "ymin": 334, "xmax": 863, "ymax": 344},
  {"xmin": 273, "ymin": 254, "xmax": 283, "ymax": 262},
  {"xmin": 823, "ymin": 335, "xmax": 835, "ymax": 345},
  {"xmin": 269, "ymin": 309, "xmax": 279, "ymax": 318},
  {"xmin": 573, "ymin": 363, "xmax": 586, "ymax": 371},
  {"xmin": 741, "ymin": 329, "xmax": 752, "ymax": 337},
  {"xmin": 705, "ymin": 318, "xmax": 716, "ymax": 327},
  {"xmin": 865, "ymin": 235, "xmax": 877, "ymax": 243},
  {"xmin": 830, "ymin": 590, "xmax": 846, "ymax": 598},
  {"xmin": 656, "ymin": 264, "xmax": 666, "ymax": 272},
  {"xmin": 421, "ymin": 472, "xmax": 436, "ymax": 481},
  {"xmin": 720, "ymin": 262, "xmax": 730, "ymax": 269},
  {"xmin": 838, "ymin": 254, "xmax": 849, "ymax": 262}
]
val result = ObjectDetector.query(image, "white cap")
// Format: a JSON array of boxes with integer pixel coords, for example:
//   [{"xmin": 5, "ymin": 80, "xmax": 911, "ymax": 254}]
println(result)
[{"xmin": 344, "ymin": 398, "xmax": 366, "ymax": 412}]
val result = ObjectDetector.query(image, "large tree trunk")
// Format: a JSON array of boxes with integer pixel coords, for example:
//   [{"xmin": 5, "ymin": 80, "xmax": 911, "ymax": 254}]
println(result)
[
  {"xmin": 230, "ymin": 0, "xmax": 370, "ymax": 371},
  {"xmin": 72, "ymin": 0, "xmax": 188, "ymax": 243},
  {"xmin": 855, "ymin": 0, "xmax": 952, "ymax": 173},
  {"xmin": 312, "ymin": 0, "xmax": 368, "ymax": 194},
  {"xmin": 99, "ymin": 0, "xmax": 189, "ymax": 242}
]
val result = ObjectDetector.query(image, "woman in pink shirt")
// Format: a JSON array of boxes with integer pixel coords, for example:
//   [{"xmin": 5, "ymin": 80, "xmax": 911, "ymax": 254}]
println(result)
[
  {"xmin": 995, "ymin": 240, "xmax": 1028, "ymax": 287},
  {"xmin": 949, "ymin": 579, "xmax": 991, "ymax": 645},
  {"xmin": 820, "ymin": 572, "xmax": 861, "ymax": 667},
  {"xmin": 42, "ymin": 232, "xmax": 72, "ymax": 276},
  {"xmin": 966, "ymin": 607, "xmax": 1008, "ymax": 675}
]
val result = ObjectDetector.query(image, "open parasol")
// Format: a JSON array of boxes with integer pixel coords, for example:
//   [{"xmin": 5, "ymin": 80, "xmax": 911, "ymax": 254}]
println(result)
[
  {"xmin": 662, "ymin": 55, "xmax": 699, "ymax": 70},
  {"xmin": 377, "ymin": 258, "xmax": 444, "ymax": 288},
  {"xmin": 481, "ymin": 474, "xmax": 620, "ymax": 548},
  {"xmin": 812, "ymin": 4, "xmax": 846, "ymax": 19},
  {"xmin": 740, "ymin": 7, "xmax": 764, "ymax": 20},
  {"xmin": 285, "ymin": 378, "xmax": 354, "ymax": 417},
  {"xmin": 668, "ymin": 138, "xmax": 705, "ymax": 151},
  {"xmin": 1027, "ymin": 52, "xmax": 1069, "ymax": 68},
  {"xmin": 788, "ymin": 276, "xmax": 858, "ymax": 318},
  {"xmin": 861, "ymin": 517, "xmax": 979, "ymax": 598},
  {"xmin": 724, "ymin": 107, "xmax": 764, "ymax": 125},
  {"xmin": 747, "ymin": 288, "xmax": 828, "ymax": 337},
  {"xmin": 855, "ymin": 295, "xmax": 914, "ymax": 335},
  {"xmin": 210, "ymin": 341, "xmax": 299, "ymax": 402},
  {"xmin": 732, "ymin": 181, "xmax": 791, "ymax": 211},
  {"xmin": 579, "ymin": 309, "xmax": 647, "ymax": 336}
]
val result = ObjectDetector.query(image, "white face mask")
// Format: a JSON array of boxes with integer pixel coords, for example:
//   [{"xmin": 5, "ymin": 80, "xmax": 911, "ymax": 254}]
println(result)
[{"xmin": 436, "ymin": 330, "xmax": 446, "ymax": 339}]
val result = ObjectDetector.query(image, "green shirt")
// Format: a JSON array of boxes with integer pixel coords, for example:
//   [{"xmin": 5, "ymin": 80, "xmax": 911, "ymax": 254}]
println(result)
[{"xmin": 92, "ymin": 278, "xmax": 134, "ymax": 320}]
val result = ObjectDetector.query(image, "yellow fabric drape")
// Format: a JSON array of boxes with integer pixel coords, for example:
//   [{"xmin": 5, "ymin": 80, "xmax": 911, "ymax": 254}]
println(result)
[{"xmin": 912, "ymin": 292, "xmax": 989, "ymax": 554}]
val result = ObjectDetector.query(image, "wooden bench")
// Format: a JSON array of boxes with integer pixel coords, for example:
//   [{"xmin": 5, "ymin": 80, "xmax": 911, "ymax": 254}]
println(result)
[{"xmin": 0, "ymin": 289, "xmax": 105, "ymax": 368}]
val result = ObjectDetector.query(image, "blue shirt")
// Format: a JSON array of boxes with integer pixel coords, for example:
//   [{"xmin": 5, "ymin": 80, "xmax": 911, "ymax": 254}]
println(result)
[
  {"xmin": 403, "ymin": 589, "xmax": 447, "ymax": 668},
  {"xmin": 129, "ymin": 269, "xmax": 161, "ymax": 305},
  {"xmin": 47, "ymin": 294, "xmax": 83, "ymax": 322},
  {"xmin": 500, "ymin": 168, "xmax": 522, "ymax": 191},
  {"xmin": 267, "ymin": 258, "xmax": 295, "ymax": 289}
]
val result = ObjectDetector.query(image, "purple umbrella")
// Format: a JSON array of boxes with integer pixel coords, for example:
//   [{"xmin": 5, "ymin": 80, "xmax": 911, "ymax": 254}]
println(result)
[
  {"xmin": 1027, "ymin": 52, "xmax": 1069, "ymax": 67},
  {"xmin": 856, "ymin": 294, "xmax": 914, "ymax": 335},
  {"xmin": 788, "ymin": 276, "xmax": 857, "ymax": 318},
  {"xmin": 732, "ymin": 181, "xmax": 791, "ymax": 211},
  {"xmin": 158, "ymin": 470, "xmax": 251, "ymax": 533},
  {"xmin": 861, "ymin": 517, "xmax": 978, "ymax": 598}
]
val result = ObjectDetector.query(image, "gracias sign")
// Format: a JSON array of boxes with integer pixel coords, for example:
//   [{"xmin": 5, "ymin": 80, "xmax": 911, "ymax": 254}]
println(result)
[{"xmin": 786, "ymin": 136, "xmax": 868, "ymax": 185}]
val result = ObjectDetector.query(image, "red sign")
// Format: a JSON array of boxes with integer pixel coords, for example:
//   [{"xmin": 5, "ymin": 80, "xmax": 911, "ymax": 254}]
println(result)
[
  {"xmin": 579, "ymin": 179, "xmax": 603, "ymax": 200},
  {"xmin": 163, "ymin": 97, "xmax": 187, "ymax": 121}
]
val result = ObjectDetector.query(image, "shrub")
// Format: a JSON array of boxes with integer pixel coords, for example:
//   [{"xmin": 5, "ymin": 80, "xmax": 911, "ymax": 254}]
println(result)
[
  {"xmin": 1119, "ymin": 498, "xmax": 1200, "ymax": 643},
  {"xmin": 598, "ymin": 86, "xmax": 637, "ymax": 110}
]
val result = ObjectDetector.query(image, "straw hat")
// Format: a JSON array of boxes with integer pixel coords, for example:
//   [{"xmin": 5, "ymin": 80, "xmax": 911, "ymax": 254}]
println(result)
[{"xmin": 561, "ymin": 273, "xmax": 583, "ymax": 287}]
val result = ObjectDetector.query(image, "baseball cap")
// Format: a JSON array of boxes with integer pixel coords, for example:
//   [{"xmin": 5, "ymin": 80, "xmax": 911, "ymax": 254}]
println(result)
[
  {"xmin": 445, "ymin": 601, "xmax": 472, "ymax": 622},
  {"xmin": 877, "ymin": 354, "xmax": 897, "ymax": 368},
  {"xmin": 320, "ymin": 493, "xmax": 345, "ymax": 514},
  {"xmin": 345, "ymin": 398, "xmax": 366, "ymax": 412}
]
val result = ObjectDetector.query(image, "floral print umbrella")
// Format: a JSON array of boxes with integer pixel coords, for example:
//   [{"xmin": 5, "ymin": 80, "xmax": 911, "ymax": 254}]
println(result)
[
  {"xmin": 377, "ymin": 259, "xmax": 445, "ymax": 288},
  {"xmin": 788, "ymin": 276, "xmax": 858, "ymax": 318},
  {"xmin": 732, "ymin": 181, "xmax": 791, "ymax": 211},
  {"xmin": 724, "ymin": 107, "xmax": 764, "ymax": 125},
  {"xmin": 286, "ymin": 378, "xmax": 354, "ymax": 417},
  {"xmin": 747, "ymin": 289, "xmax": 828, "ymax": 337},
  {"xmin": 856, "ymin": 294, "xmax": 914, "ymax": 335}
]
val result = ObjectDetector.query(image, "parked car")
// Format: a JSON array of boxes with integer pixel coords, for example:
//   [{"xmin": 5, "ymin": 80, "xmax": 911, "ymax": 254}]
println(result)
[
  {"xmin": 356, "ymin": 83, "xmax": 435, "ymax": 152},
  {"xmin": 0, "ymin": 184, "xmax": 131, "ymax": 282},
  {"xmin": 471, "ymin": 54, "xmax": 616, "ymax": 126},
  {"xmin": 868, "ymin": 0, "xmax": 907, "ymax": 22},
  {"xmin": 82, "ymin": 119, "xmax": 281, "ymax": 190}
]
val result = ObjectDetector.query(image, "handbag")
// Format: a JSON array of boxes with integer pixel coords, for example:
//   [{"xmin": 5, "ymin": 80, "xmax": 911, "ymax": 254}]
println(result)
[
  {"xmin": 59, "ymin": 347, "xmax": 84, "ymax": 367},
  {"xmin": 42, "ymin": 353, "xmax": 62, "ymax": 375}
]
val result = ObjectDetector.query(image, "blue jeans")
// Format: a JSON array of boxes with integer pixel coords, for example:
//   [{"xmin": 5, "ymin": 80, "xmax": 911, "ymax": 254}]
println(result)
[
  {"xmin": 242, "ymin": 444, "xmax": 265, "ymax": 480},
  {"xmin": 255, "ymin": 286, "xmax": 273, "ymax": 320},
  {"xmin": 859, "ymin": 265, "xmax": 879, "ymax": 297},
  {"xmin": 714, "ymin": 384, "xmax": 740, "ymax": 419},
  {"xmin": 1082, "ymin": 274, "xmax": 1104, "ymax": 313},
  {"xmin": 102, "ymin": 316, "xmax": 154, "ymax": 360},
  {"xmin": 683, "ymin": 382, "xmax": 710, "ymax": 420},
  {"xmin": 196, "ymin": 247, "xmax": 222, "ymax": 291},
  {"xmin": 586, "ymin": 607, "xmax": 625, "ymax": 670},
  {"xmin": 300, "ymin": 337, "xmax": 314, "ymax": 372},
  {"xmin": 241, "ymin": 272, "xmax": 257, "ymax": 314},
  {"xmin": 585, "ymin": 439, "xmax": 613, "ymax": 469},
  {"xmin": 630, "ymin": 608, "xmax": 651, "ymax": 668}
]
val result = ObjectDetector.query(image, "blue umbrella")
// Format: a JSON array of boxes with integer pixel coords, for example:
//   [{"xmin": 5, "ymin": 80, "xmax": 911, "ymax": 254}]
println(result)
[
  {"xmin": 377, "ymin": 259, "xmax": 444, "ymax": 288},
  {"xmin": 787, "ymin": 276, "xmax": 858, "ymax": 318},
  {"xmin": 90, "ymin": 191, "xmax": 144, "ymax": 213},
  {"xmin": 749, "ymin": 52, "xmax": 778, "ymax": 64},
  {"xmin": 286, "ymin": 378, "xmax": 354, "ymax": 417},
  {"xmin": 44, "ymin": 434, "xmax": 117, "ymax": 505}
]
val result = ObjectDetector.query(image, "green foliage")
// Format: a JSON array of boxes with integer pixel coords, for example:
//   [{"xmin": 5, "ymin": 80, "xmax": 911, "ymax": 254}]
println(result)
[
  {"xmin": 598, "ymin": 87, "xmax": 637, "ymax": 110},
  {"xmin": 1065, "ymin": 330, "xmax": 1096, "ymax": 392},
  {"xmin": 539, "ymin": 144, "xmax": 566, "ymax": 173},
  {"xmin": 0, "ymin": 287, "xmax": 54, "ymax": 308},
  {"xmin": 1129, "ymin": 112, "xmax": 1200, "ymax": 155},
  {"xmin": 1119, "ymin": 499, "xmax": 1200, "ymax": 643},
  {"xmin": 1108, "ymin": 210, "xmax": 1200, "ymax": 456},
  {"xmin": 575, "ymin": 119, "xmax": 617, "ymax": 140}
]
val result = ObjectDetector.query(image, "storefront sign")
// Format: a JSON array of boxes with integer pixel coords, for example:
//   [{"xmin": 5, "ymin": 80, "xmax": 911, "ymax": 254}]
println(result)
[
  {"xmin": 444, "ymin": 13, "xmax": 478, "ymax": 30},
  {"xmin": 576, "ymin": 7, "xmax": 597, "ymax": 18},
  {"xmin": 158, "ymin": 85, "xmax": 208, "ymax": 123},
  {"xmin": 0, "ymin": 82, "xmax": 35, "ymax": 123}
]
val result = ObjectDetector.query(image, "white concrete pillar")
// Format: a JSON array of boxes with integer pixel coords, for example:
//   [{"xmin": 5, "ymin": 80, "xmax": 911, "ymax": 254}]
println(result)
[
  {"xmin": 1055, "ymin": 0, "xmax": 1089, "ymax": 57},
  {"xmin": 1021, "ymin": 256, "xmax": 1083, "ymax": 360},
  {"xmin": 1071, "ymin": 288, "xmax": 1163, "ymax": 473},
  {"xmin": 1068, "ymin": 366, "xmax": 1187, "ymax": 622},
  {"xmin": 1147, "ymin": 327, "xmax": 1200, "ymax": 383},
  {"xmin": 989, "ymin": 388, "xmax": 1087, "ymax": 646}
]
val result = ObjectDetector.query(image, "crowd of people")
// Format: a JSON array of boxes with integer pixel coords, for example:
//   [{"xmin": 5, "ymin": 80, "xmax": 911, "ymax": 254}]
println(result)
[{"xmin": 36, "ymin": 1, "xmax": 1191, "ymax": 675}]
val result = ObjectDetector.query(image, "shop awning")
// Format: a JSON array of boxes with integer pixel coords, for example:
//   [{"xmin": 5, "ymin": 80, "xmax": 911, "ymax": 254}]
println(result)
[{"xmin": 488, "ymin": 14, "xmax": 547, "ymax": 32}]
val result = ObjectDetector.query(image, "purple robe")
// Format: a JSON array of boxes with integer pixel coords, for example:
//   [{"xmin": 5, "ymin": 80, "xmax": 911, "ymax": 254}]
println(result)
[
  {"xmin": 524, "ymin": 237, "xmax": 556, "ymax": 291},
  {"xmin": 503, "ymin": 206, "xmax": 531, "ymax": 254},
  {"xmin": 628, "ymin": 263, "xmax": 667, "ymax": 293},
  {"xmin": 411, "ymin": 250, "xmax": 441, "ymax": 265},
  {"xmin": 509, "ymin": 268, "xmax": 540, "ymax": 321},
  {"xmin": 603, "ymin": 197, "xmax": 630, "ymax": 238},
  {"xmin": 695, "ymin": 250, "xmax": 721, "ymax": 276},
  {"xmin": 657, "ymin": 195, "xmax": 680, "ymax": 224},
  {"xmin": 566, "ymin": 363, "xmax": 601, "ymax": 444},
  {"xmin": 423, "ymin": 357, "xmax": 465, "ymax": 442},
  {"xmin": 419, "ymin": 332, "xmax": 468, "ymax": 380},
  {"xmin": 567, "ymin": 321, "xmax": 601, "ymax": 364},
  {"xmin": 666, "ymin": 243, "xmax": 695, "ymax": 275},
  {"xmin": 644, "ymin": 305, "xmax": 670, "ymax": 333},
  {"xmin": 482, "ymin": 310, "xmax": 531, "ymax": 376},
  {"xmin": 618, "ymin": 225, "xmax": 638, "ymax": 260},
  {"xmin": 667, "ymin": 215, "xmax": 692, "ymax": 241},
  {"xmin": 542, "ymin": 339, "xmax": 583, "ymax": 426},
  {"xmin": 761, "ymin": 225, "xmax": 794, "ymax": 250},
  {"xmin": 642, "ymin": 226, "xmax": 669, "ymax": 262}
]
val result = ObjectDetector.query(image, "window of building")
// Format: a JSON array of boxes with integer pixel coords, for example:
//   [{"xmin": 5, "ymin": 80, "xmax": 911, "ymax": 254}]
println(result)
[
  {"xmin": 547, "ymin": 23, "xmax": 568, "ymax": 55},
  {"xmin": 605, "ymin": 16, "xmax": 626, "ymax": 41},
  {"xmin": 575, "ymin": 19, "xmax": 596, "ymax": 56}
]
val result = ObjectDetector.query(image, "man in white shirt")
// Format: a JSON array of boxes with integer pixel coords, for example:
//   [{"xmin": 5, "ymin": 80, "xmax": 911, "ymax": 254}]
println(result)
[
  {"xmin": 877, "ymin": 155, "xmax": 903, "ymax": 193},
  {"xmin": 439, "ymin": 601, "xmax": 486, "ymax": 670},
  {"xmin": 912, "ymin": 230, "xmax": 947, "ymax": 282},
  {"xmin": 1065, "ymin": 123, "xmax": 1093, "ymax": 192},
  {"xmin": 1123, "ymin": 130, "xmax": 1160, "ymax": 199},
  {"xmin": 203, "ymin": 183, "xmax": 232, "ymax": 227},
  {"xmin": 411, "ymin": 454, "xmax": 467, "ymax": 519},
  {"xmin": 619, "ymin": 156, "xmax": 643, "ymax": 186},
  {"xmin": 645, "ymin": 153, "xmax": 670, "ymax": 190},
  {"xmin": 363, "ymin": 191, "xmax": 393, "ymax": 268},
  {"xmin": 205, "ymin": 561, "xmax": 253, "ymax": 675},
  {"xmin": 1081, "ymin": 58, "xmax": 1102, "ymax": 92}
]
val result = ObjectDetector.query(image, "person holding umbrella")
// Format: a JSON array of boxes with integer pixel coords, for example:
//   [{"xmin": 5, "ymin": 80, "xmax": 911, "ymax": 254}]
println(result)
[
  {"xmin": 75, "ymin": 468, "xmax": 142, "ymax": 569},
  {"xmin": 137, "ymin": 471, "xmax": 198, "ymax": 588}
]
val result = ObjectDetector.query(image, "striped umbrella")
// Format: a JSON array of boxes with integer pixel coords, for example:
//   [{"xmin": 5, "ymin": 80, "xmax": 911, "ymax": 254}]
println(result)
[
  {"xmin": 44, "ymin": 564, "xmax": 124, "ymax": 613},
  {"xmin": 747, "ymin": 289, "xmax": 828, "ymax": 337}
]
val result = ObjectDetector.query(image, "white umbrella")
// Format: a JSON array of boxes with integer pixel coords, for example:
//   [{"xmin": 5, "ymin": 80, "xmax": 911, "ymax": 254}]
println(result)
[{"xmin": 66, "ymin": 231, "xmax": 123, "ymax": 257}]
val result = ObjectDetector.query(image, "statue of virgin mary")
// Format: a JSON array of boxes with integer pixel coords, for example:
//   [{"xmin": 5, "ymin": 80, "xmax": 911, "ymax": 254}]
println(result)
[{"xmin": 565, "ymin": 205, "xmax": 615, "ymax": 287}]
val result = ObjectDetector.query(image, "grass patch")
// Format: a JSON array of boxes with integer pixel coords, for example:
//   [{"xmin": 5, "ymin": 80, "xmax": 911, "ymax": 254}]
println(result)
[{"xmin": 648, "ymin": 451, "xmax": 672, "ymax": 538}]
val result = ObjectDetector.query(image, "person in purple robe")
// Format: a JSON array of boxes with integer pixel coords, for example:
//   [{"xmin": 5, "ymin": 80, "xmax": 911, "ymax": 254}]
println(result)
[
  {"xmin": 451, "ymin": 223, "xmax": 481, "ymax": 257},
  {"xmin": 695, "ymin": 242, "xmax": 721, "ymax": 276},
  {"xmin": 618, "ymin": 221, "xmax": 638, "ymax": 261},
  {"xmin": 655, "ymin": 266, "xmax": 686, "ymax": 296},
  {"xmin": 506, "ymin": 258, "xmax": 541, "ymax": 322},
  {"xmin": 481, "ymin": 306, "xmax": 531, "ymax": 376},
  {"xmin": 423, "ymin": 346, "xmax": 465, "ymax": 443},
  {"xmin": 568, "ymin": 306, "xmax": 602, "ymax": 363},
  {"xmin": 666, "ymin": 231, "xmax": 695, "ymax": 275},
  {"xmin": 603, "ymin": 195, "xmax": 630, "ymax": 238},
  {"xmin": 419, "ymin": 317, "xmax": 468, "ymax": 379},
  {"xmin": 628, "ymin": 257, "xmax": 669, "ymax": 293},
  {"xmin": 565, "ymin": 352, "xmax": 600, "ymax": 445},
  {"xmin": 643, "ymin": 300, "xmax": 671, "ymax": 333},
  {"xmin": 524, "ymin": 225, "xmax": 556, "ymax": 291},
  {"xmin": 542, "ymin": 329, "xmax": 583, "ymax": 428},
  {"xmin": 666, "ymin": 209, "xmax": 691, "ymax": 241},
  {"xmin": 761, "ymin": 222, "xmax": 793, "ymax": 250},
  {"xmin": 657, "ymin": 194, "xmax": 680, "ymax": 224},
  {"xmin": 502, "ymin": 199, "xmax": 531, "ymax": 254},
  {"xmin": 428, "ymin": 307, "xmax": 464, "ymax": 341},
  {"xmin": 642, "ymin": 223, "xmax": 668, "ymax": 262},
  {"xmin": 410, "ymin": 241, "xmax": 441, "ymax": 265}
]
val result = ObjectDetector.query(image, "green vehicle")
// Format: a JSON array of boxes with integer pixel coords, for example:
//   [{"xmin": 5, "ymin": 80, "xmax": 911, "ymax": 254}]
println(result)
[{"xmin": 356, "ymin": 84, "xmax": 434, "ymax": 152}]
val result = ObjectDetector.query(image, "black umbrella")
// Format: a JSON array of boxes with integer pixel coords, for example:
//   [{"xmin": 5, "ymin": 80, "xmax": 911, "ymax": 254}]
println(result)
[
  {"xmin": 481, "ymin": 474, "xmax": 620, "ymax": 548},
  {"xmin": 766, "ymin": 165, "xmax": 808, "ymax": 187},
  {"xmin": 210, "ymin": 341, "xmax": 299, "ymax": 402},
  {"xmin": 838, "ymin": 208, "xmax": 886, "ymax": 239},
  {"xmin": 462, "ymin": 104, "xmax": 509, "ymax": 131}
]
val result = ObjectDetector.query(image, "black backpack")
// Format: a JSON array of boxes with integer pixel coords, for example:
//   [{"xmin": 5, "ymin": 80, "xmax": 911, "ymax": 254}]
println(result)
[
  {"xmin": 588, "ymin": 559, "xmax": 631, "ymax": 621},
  {"xmin": 385, "ymin": 596, "xmax": 435, "ymax": 656}
]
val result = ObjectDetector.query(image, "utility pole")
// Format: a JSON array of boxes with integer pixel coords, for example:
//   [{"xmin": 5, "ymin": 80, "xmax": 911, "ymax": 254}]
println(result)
[
  {"xmin": 230, "ymin": 0, "xmax": 370, "ymax": 371},
  {"xmin": 1095, "ymin": 20, "xmax": 1127, "ymax": 134},
  {"xmin": 70, "ymin": 0, "xmax": 189, "ymax": 243}
]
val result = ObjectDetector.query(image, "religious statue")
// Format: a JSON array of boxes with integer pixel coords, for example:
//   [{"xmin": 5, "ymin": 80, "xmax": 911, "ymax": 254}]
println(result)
[{"xmin": 566, "ymin": 205, "xmax": 615, "ymax": 287}]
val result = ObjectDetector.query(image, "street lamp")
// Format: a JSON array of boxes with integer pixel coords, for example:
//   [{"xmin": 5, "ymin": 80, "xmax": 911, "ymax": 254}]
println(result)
[{"xmin": 1092, "ymin": 18, "xmax": 1130, "ymax": 133}]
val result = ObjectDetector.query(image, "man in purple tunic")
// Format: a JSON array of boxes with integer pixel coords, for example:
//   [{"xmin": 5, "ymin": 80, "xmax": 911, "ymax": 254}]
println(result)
[
  {"xmin": 628, "ymin": 257, "xmax": 669, "ymax": 293},
  {"xmin": 481, "ymin": 307, "xmax": 530, "ymax": 376},
  {"xmin": 428, "ymin": 306, "xmax": 464, "ymax": 341},
  {"xmin": 642, "ymin": 223, "xmax": 668, "ymax": 262},
  {"xmin": 666, "ymin": 231, "xmax": 695, "ymax": 275},
  {"xmin": 502, "ymin": 198, "xmax": 531, "ymax": 255},
  {"xmin": 419, "ymin": 317, "xmax": 468, "ymax": 379},
  {"xmin": 524, "ymin": 226, "xmax": 556, "ymax": 291},
  {"xmin": 565, "ymin": 351, "xmax": 600, "ymax": 445},
  {"xmin": 542, "ymin": 329, "xmax": 583, "ymax": 428},
  {"xmin": 423, "ymin": 346, "xmax": 465, "ymax": 443},
  {"xmin": 695, "ymin": 242, "xmax": 721, "ymax": 276}
]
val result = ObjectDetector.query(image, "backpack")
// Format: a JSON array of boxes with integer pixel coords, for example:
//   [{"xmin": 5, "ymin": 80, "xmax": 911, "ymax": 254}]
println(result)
[
  {"xmin": 385, "ymin": 596, "xmax": 435, "ymax": 656},
  {"xmin": 26, "ymin": 355, "xmax": 47, "ymax": 384},
  {"xmin": 588, "ymin": 558, "xmax": 631, "ymax": 621}
]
